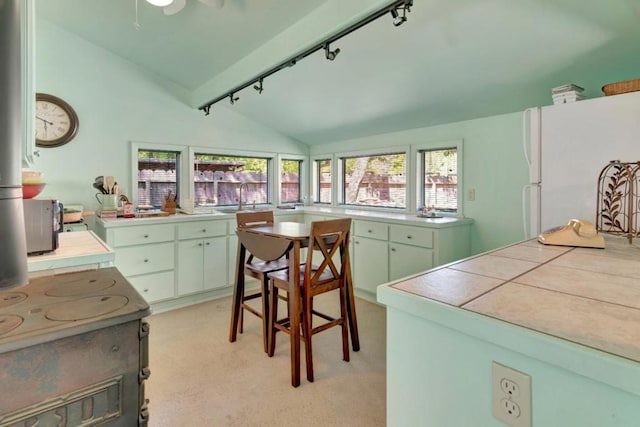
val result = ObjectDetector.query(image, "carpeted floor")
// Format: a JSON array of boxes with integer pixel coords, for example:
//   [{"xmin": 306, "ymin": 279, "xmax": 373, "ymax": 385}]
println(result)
[{"xmin": 146, "ymin": 293, "xmax": 387, "ymax": 426}]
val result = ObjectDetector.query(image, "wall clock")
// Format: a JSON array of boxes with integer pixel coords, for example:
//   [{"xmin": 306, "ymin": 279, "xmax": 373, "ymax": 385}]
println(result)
[{"xmin": 35, "ymin": 93, "xmax": 79, "ymax": 147}]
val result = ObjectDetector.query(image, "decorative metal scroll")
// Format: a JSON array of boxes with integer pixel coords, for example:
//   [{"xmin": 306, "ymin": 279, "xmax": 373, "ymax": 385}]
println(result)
[{"xmin": 596, "ymin": 160, "xmax": 640, "ymax": 243}]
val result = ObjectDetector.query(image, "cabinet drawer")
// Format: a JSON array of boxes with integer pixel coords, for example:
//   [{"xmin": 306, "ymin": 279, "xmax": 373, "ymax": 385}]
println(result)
[
  {"xmin": 116, "ymin": 242, "xmax": 174, "ymax": 276},
  {"xmin": 111, "ymin": 224, "xmax": 174, "ymax": 247},
  {"xmin": 389, "ymin": 224, "xmax": 433, "ymax": 248},
  {"xmin": 354, "ymin": 220, "xmax": 388, "ymax": 240},
  {"xmin": 129, "ymin": 270, "xmax": 175, "ymax": 303},
  {"xmin": 178, "ymin": 220, "xmax": 227, "ymax": 240}
]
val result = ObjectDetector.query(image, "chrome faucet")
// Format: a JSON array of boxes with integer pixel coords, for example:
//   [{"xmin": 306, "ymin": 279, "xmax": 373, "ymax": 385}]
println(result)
[{"xmin": 238, "ymin": 182, "xmax": 248, "ymax": 211}]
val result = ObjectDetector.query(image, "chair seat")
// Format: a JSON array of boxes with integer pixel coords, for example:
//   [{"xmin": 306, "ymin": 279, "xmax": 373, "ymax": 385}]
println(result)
[{"xmin": 245, "ymin": 258, "xmax": 289, "ymax": 275}]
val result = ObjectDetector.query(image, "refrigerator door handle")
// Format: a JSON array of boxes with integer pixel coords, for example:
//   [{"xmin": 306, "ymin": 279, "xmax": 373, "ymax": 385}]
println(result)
[
  {"xmin": 522, "ymin": 184, "xmax": 541, "ymax": 240},
  {"xmin": 522, "ymin": 107, "xmax": 541, "ymax": 184}
]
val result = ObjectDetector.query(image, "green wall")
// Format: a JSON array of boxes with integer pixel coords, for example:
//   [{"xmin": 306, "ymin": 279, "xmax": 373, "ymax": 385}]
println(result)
[
  {"xmin": 35, "ymin": 16, "xmax": 528, "ymax": 255},
  {"xmin": 310, "ymin": 113, "xmax": 529, "ymax": 254},
  {"xmin": 33, "ymin": 17, "xmax": 308, "ymax": 212}
]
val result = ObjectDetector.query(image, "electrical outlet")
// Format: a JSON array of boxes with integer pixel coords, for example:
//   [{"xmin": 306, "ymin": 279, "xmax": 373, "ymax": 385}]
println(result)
[{"xmin": 492, "ymin": 362, "xmax": 531, "ymax": 427}]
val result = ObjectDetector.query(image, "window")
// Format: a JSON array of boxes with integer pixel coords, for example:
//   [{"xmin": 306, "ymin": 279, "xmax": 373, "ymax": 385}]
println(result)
[
  {"xmin": 313, "ymin": 158, "xmax": 332, "ymax": 204},
  {"xmin": 419, "ymin": 147, "xmax": 458, "ymax": 213},
  {"xmin": 280, "ymin": 159, "xmax": 302, "ymax": 204},
  {"xmin": 193, "ymin": 153, "xmax": 270, "ymax": 207},
  {"xmin": 341, "ymin": 153, "xmax": 406, "ymax": 208},
  {"xmin": 137, "ymin": 149, "xmax": 180, "ymax": 209}
]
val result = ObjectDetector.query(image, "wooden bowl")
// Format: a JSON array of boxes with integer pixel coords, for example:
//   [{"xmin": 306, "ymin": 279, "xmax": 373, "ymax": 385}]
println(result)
[{"xmin": 22, "ymin": 182, "xmax": 46, "ymax": 199}]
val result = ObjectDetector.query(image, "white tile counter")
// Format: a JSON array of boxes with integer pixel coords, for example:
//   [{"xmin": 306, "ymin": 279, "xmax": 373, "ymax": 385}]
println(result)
[
  {"xmin": 378, "ymin": 234, "xmax": 640, "ymax": 426},
  {"xmin": 27, "ymin": 231, "xmax": 114, "ymax": 277}
]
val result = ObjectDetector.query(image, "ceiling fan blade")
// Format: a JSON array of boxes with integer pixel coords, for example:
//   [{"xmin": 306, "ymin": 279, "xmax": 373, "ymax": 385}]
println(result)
[
  {"xmin": 163, "ymin": 0, "xmax": 186, "ymax": 15},
  {"xmin": 198, "ymin": 0, "xmax": 225, "ymax": 8}
]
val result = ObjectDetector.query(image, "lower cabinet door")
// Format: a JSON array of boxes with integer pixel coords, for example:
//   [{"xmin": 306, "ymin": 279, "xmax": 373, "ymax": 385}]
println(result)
[
  {"xmin": 203, "ymin": 236, "xmax": 228, "ymax": 290},
  {"xmin": 177, "ymin": 239, "xmax": 204, "ymax": 295},
  {"xmin": 389, "ymin": 244, "xmax": 434, "ymax": 281},
  {"xmin": 129, "ymin": 271, "xmax": 175, "ymax": 303},
  {"xmin": 353, "ymin": 237, "xmax": 388, "ymax": 294}
]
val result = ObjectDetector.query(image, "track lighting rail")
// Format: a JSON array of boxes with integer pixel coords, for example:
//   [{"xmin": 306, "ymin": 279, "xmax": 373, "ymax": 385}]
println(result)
[{"xmin": 198, "ymin": 0, "xmax": 412, "ymax": 115}]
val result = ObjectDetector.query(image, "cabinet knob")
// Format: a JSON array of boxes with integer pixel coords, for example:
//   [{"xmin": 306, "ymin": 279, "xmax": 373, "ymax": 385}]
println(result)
[
  {"xmin": 202, "ymin": 229, "xmax": 207, "ymax": 233},
  {"xmin": 143, "ymin": 288, "xmax": 149, "ymax": 293},
  {"xmin": 205, "ymin": 242, "xmax": 210, "ymax": 246},
  {"xmin": 355, "ymin": 240, "xmax": 360, "ymax": 244},
  {"xmin": 407, "ymin": 235, "xmax": 412, "ymax": 239},
  {"xmin": 367, "ymin": 229, "xmax": 372, "ymax": 233},
  {"xmin": 391, "ymin": 247, "xmax": 396, "ymax": 252},
  {"xmin": 143, "ymin": 234, "xmax": 149, "ymax": 238},
  {"xmin": 143, "ymin": 258, "xmax": 149, "ymax": 263},
  {"xmin": 198, "ymin": 242, "xmax": 203, "ymax": 246}
]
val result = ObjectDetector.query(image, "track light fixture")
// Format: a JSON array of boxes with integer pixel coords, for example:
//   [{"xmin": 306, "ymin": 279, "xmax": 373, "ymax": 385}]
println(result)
[
  {"xmin": 198, "ymin": 0, "xmax": 413, "ymax": 115},
  {"xmin": 390, "ymin": 2, "xmax": 411, "ymax": 27},
  {"xmin": 324, "ymin": 43, "xmax": 340, "ymax": 61},
  {"xmin": 253, "ymin": 78, "xmax": 264, "ymax": 94}
]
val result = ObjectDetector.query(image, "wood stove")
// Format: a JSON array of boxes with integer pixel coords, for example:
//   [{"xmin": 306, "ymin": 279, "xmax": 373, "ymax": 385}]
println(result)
[{"xmin": 0, "ymin": 267, "xmax": 151, "ymax": 426}]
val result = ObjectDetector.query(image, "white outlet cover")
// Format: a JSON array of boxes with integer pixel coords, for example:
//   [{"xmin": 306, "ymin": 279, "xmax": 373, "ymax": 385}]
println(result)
[{"xmin": 492, "ymin": 361, "xmax": 532, "ymax": 427}]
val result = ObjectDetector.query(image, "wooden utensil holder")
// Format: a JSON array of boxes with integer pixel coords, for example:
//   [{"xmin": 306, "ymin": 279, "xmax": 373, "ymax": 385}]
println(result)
[{"xmin": 161, "ymin": 200, "xmax": 177, "ymax": 214}]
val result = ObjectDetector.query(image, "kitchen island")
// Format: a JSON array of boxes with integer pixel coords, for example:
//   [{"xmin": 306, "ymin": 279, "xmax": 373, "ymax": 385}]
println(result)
[{"xmin": 378, "ymin": 235, "xmax": 640, "ymax": 426}]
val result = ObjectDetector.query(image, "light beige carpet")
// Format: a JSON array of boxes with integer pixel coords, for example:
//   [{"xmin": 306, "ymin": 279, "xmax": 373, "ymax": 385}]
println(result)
[{"xmin": 146, "ymin": 293, "xmax": 386, "ymax": 426}]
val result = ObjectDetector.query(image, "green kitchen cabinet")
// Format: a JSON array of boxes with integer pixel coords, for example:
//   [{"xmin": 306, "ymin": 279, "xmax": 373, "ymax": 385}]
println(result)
[
  {"xmin": 389, "ymin": 224, "xmax": 434, "ymax": 281},
  {"xmin": 352, "ymin": 220, "xmax": 389, "ymax": 296},
  {"xmin": 94, "ymin": 223, "xmax": 176, "ymax": 304},
  {"xmin": 177, "ymin": 220, "xmax": 228, "ymax": 296}
]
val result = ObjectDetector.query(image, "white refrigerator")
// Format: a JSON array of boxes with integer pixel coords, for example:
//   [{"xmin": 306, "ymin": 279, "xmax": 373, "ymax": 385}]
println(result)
[{"xmin": 522, "ymin": 90, "xmax": 640, "ymax": 239}]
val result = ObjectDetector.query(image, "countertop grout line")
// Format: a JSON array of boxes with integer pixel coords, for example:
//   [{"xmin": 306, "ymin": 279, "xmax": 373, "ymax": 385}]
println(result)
[
  {"xmin": 459, "ymin": 247, "xmax": 577, "ymax": 307},
  {"xmin": 509, "ymin": 280, "xmax": 640, "ymax": 313}
]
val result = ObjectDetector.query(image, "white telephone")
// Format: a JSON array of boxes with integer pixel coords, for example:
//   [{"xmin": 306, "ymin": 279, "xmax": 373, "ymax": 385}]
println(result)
[{"xmin": 537, "ymin": 219, "xmax": 605, "ymax": 249}]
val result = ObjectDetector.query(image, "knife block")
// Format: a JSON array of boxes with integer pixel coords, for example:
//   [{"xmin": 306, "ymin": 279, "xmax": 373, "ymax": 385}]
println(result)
[{"xmin": 161, "ymin": 200, "xmax": 176, "ymax": 214}]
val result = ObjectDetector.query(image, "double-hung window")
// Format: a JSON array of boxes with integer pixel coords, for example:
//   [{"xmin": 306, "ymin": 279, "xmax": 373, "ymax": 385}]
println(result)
[
  {"xmin": 193, "ymin": 153, "xmax": 270, "ymax": 208},
  {"xmin": 280, "ymin": 158, "xmax": 302, "ymax": 204},
  {"xmin": 313, "ymin": 158, "xmax": 332, "ymax": 204},
  {"xmin": 132, "ymin": 142, "xmax": 186, "ymax": 209},
  {"xmin": 340, "ymin": 152, "xmax": 407, "ymax": 209},
  {"xmin": 415, "ymin": 140, "xmax": 462, "ymax": 215}
]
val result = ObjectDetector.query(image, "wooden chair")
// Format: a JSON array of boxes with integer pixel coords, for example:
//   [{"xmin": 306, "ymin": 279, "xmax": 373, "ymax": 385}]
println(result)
[
  {"xmin": 230, "ymin": 211, "xmax": 290, "ymax": 353},
  {"xmin": 267, "ymin": 218, "xmax": 352, "ymax": 384}
]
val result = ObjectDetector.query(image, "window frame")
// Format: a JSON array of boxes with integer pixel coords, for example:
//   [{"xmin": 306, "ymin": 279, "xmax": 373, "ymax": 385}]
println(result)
[
  {"xmin": 188, "ymin": 146, "xmax": 277, "ymax": 210},
  {"xmin": 277, "ymin": 153, "xmax": 307, "ymax": 206},
  {"xmin": 335, "ymin": 146, "xmax": 410, "ymax": 211},
  {"xmin": 412, "ymin": 139, "xmax": 464, "ymax": 216},
  {"xmin": 130, "ymin": 141, "xmax": 189, "ymax": 208},
  {"xmin": 310, "ymin": 155, "xmax": 334, "ymax": 205}
]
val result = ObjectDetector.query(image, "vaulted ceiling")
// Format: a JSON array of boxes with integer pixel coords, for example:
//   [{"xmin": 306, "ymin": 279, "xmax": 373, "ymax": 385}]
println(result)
[{"xmin": 37, "ymin": 0, "xmax": 640, "ymax": 145}]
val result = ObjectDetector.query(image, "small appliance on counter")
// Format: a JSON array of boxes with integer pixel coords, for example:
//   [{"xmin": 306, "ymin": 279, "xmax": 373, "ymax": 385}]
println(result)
[{"xmin": 23, "ymin": 199, "xmax": 63, "ymax": 255}]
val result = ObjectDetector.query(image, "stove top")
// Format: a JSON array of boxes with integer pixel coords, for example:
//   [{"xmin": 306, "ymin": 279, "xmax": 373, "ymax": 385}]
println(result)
[{"xmin": 0, "ymin": 267, "xmax": 150, "ymax": 353}]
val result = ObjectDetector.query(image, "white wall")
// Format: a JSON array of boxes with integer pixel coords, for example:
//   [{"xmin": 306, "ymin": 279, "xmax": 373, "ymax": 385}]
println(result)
[
  {"xmin": 33, "ymin": 17, "xmax": 308, "ymax": 213},
  {"xmin": 310, "ymin": 113, "xmax": 529, "ymax": 255}
]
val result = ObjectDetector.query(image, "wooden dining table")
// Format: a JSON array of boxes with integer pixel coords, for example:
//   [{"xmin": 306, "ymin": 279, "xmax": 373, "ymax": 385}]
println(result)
[{"xmin": 229, "ymin": 221, "xmax": 360, "ymax": 387}]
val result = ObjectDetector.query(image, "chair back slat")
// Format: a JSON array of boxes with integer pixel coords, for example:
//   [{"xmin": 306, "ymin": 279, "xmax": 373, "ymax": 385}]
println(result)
[
  {"xmin": 305, "ymin": 218, "xmax": 351, "ymax": 290},
  {"xmin": 236, "ymin": 210, "xmax": 274, "ymax": 228}
]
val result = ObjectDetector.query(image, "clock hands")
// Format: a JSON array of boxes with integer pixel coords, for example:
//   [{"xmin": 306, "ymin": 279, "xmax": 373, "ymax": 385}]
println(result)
[{"xmin": 36, "ymin": 115, "xmax": 54, "ymax": 126}]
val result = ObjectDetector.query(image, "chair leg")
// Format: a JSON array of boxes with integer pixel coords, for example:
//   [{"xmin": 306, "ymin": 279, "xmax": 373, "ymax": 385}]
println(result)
[
  {"xmin": 260, "ymin": 275, "xmax": 270, "ymax": 353},
  {"xmin": 340, "ymin": 287, "xmax": 350, "ymax": 362},
  {"xmin": 303, "ymin": 295, "xmax": 314, "ymax": 382},
  {"xmin": 267, "ymin": 279, "xmax": 278, "ymax": 357},
  {"xmin": 239, "ymin": 305, "xmax": 244, "ymax": 334}
]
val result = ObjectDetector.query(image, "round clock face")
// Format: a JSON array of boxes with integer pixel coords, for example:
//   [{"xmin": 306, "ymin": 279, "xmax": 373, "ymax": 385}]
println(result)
[{"xmin": 35, "ymin": 93, "xmax": 79, "ymax": 147}]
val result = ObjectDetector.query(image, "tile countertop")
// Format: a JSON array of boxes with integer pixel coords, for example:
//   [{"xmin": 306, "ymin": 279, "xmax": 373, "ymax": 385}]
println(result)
[
  {"xmin": 27, "ymin": 230, "xmax": 115, "ymax": 277},
  {"xmin": 389, "ymin": 235, "xmax": 640, "ymax": 363}
]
